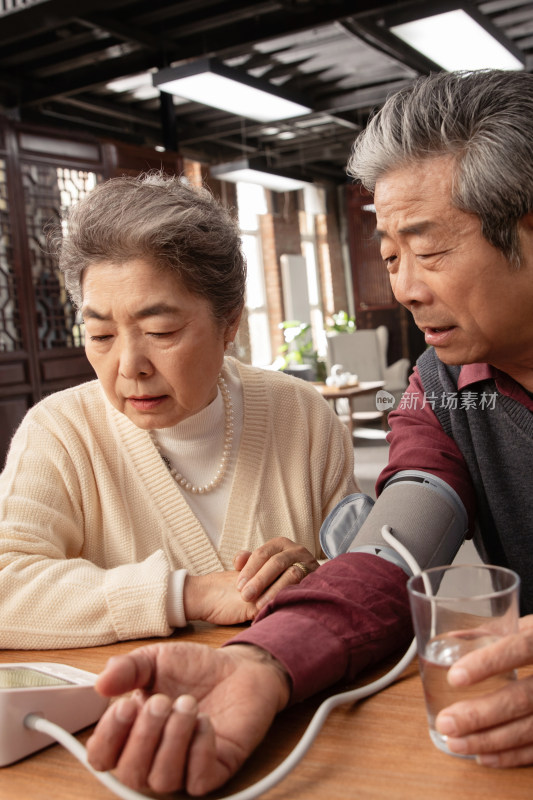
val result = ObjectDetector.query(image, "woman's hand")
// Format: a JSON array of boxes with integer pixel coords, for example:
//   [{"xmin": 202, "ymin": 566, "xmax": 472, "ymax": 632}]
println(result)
[
  {"xmin": 233, "ymin": 536, "xmax": 320, "ymax": 610},
  {"xmin": 435, "ymin": 615, "xmax": 533, "ymax": 766},
  {"xmin": 183, "ymin": 571, "xmax": 259, "ymax": 625},
  {"xmin": 86, "ymin": 642, "xmax": 290, "ymax": 796}
]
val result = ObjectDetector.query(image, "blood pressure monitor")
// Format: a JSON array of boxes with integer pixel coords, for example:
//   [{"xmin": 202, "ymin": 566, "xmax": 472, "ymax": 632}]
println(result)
[{"xmin": 0, "ymin": 663, "xmax": 109, "ymax": 766}]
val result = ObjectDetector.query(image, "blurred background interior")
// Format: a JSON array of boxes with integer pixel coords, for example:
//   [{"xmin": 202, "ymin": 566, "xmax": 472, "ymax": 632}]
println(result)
[{"xmin": 0, "ymin": 0, "xmax": 530, "ymax": 511}]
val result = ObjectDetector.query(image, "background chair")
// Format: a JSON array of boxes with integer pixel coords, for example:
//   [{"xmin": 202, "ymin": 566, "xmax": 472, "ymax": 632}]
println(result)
[{"xmin": 326, "ymin": 326, "xmax": 411, "ymax": 428}]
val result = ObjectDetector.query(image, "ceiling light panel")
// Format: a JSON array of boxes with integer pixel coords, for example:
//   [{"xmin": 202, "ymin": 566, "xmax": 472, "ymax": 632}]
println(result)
[
  {"xmin": 390, "ymin": 9, "xmax": 524, "ymax": 71},
  {"xmin": 153, "ymin": 59, "xmax": 311, "ymax": 122}
]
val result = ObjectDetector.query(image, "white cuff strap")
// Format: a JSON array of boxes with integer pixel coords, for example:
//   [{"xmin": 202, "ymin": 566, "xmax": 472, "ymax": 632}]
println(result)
[{"xmin": 166, "ymin": 569, "xmax": 189, "ymax": 628}]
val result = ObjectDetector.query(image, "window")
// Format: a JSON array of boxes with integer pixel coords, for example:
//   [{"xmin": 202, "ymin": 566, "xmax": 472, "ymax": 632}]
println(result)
[
  {"xmin": 236, "ymin": 182, "xmax": 271, "ymax": 365},
  {"xmin": 299, "ymin": 187, "xmax": 326, "ymax": 356}
]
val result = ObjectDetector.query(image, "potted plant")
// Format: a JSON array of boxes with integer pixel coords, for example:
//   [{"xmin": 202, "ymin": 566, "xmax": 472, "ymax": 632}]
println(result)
[
  {"xmin": 272, "ymin": 320, "xmax": 327, "ymax": 382},
  {"xmin": 326, "ymin": 310, "xmax": 357, "ymax": 334}
]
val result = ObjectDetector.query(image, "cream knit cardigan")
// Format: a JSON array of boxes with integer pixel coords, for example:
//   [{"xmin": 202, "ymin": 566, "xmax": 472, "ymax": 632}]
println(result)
[{"xmin": 0, "ymin": 357, "xmax": 356, "ymax": 649}]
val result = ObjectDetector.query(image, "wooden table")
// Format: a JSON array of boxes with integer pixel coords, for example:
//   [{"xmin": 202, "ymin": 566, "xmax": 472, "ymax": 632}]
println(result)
[
  {"xmin": 314, "ymin": 381, "xmax": 386, "ymax": 436},
  {"xmin": 1, "ymin": 624, "xmax": 531, "ymax": 800}
]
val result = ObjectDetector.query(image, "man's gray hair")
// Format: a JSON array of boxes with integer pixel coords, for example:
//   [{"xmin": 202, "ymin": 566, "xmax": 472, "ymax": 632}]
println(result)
[{"xmin": 347, "ymin": 70, "xmax": 533, "ymax": 266}]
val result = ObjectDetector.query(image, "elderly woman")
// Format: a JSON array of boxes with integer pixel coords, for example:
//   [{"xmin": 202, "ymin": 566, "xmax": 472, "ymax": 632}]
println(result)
[{"xmin": 0, "ymin": 172, "xmax": 357, "ymax": 649}]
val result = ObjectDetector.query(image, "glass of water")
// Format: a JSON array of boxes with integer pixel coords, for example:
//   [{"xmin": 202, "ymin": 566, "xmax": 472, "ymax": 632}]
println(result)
[{"xmin": 407, "ymin": 564, "xmax": 520, "ymax": 757}]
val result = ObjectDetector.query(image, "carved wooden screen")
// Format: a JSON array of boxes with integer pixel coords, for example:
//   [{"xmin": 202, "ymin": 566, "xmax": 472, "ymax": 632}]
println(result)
[
  {"xmin": 0, "ymin": 118, "xmax": 182, "ymax": 466},
  {"xmin": 26, "ymin": 165, "xmax": 94, "ymax": 351},
  {"xmin": 0, "ymin": 155, "xmax": 21, "ymax": 353}
]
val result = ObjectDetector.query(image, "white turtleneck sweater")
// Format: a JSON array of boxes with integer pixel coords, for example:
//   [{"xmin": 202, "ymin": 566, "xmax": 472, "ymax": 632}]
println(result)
[{"xmin": 153, "ymin": 368, "xmax": 244, "ymax": 626}]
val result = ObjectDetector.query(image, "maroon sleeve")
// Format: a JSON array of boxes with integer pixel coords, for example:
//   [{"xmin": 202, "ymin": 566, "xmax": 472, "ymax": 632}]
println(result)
[
  {"xmin": 225, "ymin": 553, "xmax": 413, "ymax": 704},
  {"xmin": 377, "ymin": 367, "xmax": 476, "ymax": 530}
]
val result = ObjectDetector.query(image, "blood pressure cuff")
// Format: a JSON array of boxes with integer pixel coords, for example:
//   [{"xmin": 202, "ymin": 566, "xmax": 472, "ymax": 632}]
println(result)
[{"xmin": 320, "ymin": 470, "xmax": 468, "ymax": 575}]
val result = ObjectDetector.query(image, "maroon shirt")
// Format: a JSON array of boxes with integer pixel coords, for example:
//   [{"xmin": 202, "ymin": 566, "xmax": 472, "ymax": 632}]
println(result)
[
  {"xmin": 380, "ymin": 364, "xmax": 533, "ymax": 533},
  {"xmin": 228, "ymin": 364, "xmax": 533, "ymax": 703},
  {"xmin": 228, "ymin": 553, "xmax": 413, "ymax": 703}
]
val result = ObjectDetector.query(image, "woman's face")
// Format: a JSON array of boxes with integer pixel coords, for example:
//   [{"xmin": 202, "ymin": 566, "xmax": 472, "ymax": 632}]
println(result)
[{"xmin": 82, "ymin": 259, "xmax": 238, "ymax": 429}]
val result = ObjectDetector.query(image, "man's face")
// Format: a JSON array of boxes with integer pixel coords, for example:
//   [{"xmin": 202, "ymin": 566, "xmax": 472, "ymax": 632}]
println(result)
[{"xmin": 374, "ymin": 156, "xmax": 533, "ymax": 384}]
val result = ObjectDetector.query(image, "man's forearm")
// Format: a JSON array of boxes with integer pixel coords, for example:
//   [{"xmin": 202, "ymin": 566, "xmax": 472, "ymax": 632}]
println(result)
[{"xmin": 225, "ymin": 553, "xmax": 413, "ymax": 703}]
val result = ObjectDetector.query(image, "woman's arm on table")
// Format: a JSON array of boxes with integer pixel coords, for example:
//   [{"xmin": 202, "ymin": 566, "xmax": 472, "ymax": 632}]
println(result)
[
  {"xmin": 177, "ymin": 536, "xmax": 320, "ymax": 626},
  {"xmin": 0, "ymin": 410, "xmax": 320, "ymax": 645},
  {"xmin": 0, "ymin": 404, "xmax": 186, "ymax": 648}
]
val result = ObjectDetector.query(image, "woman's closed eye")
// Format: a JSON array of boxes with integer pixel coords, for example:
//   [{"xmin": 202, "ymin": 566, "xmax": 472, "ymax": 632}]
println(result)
[
  {"xmin": 89, "ymin": 334, "xmax": 113, "ymax": 342},
  {"xmin": 146, "ymin": 330, "xmax": 179, "ymax": 338}
]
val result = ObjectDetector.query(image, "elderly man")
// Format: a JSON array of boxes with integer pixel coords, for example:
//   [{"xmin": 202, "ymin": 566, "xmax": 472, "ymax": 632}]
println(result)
[{"xmin": 86, "ymin": 69, "xmax": 533, "ymax": 796}]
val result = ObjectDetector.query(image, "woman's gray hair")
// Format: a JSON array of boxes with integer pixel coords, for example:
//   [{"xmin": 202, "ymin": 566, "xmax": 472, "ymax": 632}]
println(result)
[
  {"xmin": 51, "ymin": 171, "xmax": 246, "ymax": 324},
  {"xmin": 347, "ymin": 69, "xmax": 533, "ymax": 266}
]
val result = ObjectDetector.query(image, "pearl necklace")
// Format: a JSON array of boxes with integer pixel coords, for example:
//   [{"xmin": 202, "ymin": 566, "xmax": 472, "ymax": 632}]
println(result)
[{"xmin": 151, "ymin": 375, "xmax": 234, "ymax": 495}]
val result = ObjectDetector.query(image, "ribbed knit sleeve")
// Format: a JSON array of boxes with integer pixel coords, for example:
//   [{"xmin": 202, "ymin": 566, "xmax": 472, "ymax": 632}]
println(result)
[{"xmin": 0, "ymin": 382, "xmax": 176, "ymax": 648}]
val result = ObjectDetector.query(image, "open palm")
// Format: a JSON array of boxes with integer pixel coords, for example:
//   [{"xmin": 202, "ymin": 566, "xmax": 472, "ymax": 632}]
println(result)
[{"xmin": 87, "ymin": 641, "xmax": 289, "ymax": 795}]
